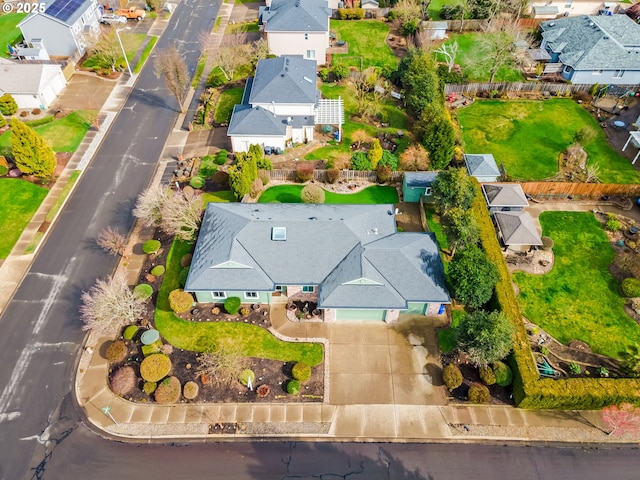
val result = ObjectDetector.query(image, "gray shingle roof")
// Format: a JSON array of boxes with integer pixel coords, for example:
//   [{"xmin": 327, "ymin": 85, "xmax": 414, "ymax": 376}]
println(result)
[
  {"xmin": 0, "ymin": 63, "xmax": 48, "ymax": 94},
  {"xmin": 186, "ymin": 204, "xmax": 450, "ymax": 309},
  {"xmin": 262, "ymin": 0, "xmax": 330, "ymax": 32},
  {"xmin": 227, "ymin": 105, "xmax": 287, "ymax": 136},
  {"xmin": 494, "ymin": 211, "xmax": 542, "ymax": 246},
  {"xmin": 404, "ymin": 171, "xmax": 438, "ymax": 188},
  {"xmin": 464, "ymin": 154, "xmax": 500, "ymax": 178},
  {"xmin": 249, "ymin": 56, "xmax": 318, "ymax": 105},
  {"xmin": 482, "ymin": 183, "xmax": 529, "ymax": 208},
  {"xmin": 541, "ymin": 15, "xmax": 640, "ymax": 71}
]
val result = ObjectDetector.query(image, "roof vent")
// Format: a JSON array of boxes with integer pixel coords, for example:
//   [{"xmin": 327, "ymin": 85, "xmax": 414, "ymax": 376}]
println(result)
[
  {"xmin": 271, "ymin": 227, "xmax": 287, "ymax": 241},
  {"xmin": 303, "ymin": 76, "xmax": 313, "ymax": 83}
]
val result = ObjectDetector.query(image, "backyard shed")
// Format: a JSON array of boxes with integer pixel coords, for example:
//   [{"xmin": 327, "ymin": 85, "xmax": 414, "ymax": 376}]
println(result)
[
  {"xmin": 494, "ymin": 211, "xmax": 543, "ymax": 247},
  {"xmin": 402, "ymin": 172, "xmax": 437, "ymax": 203},
  {"xmin": 464, "ymin": 153, "xmax": 501, "ymax": 183},
  {"xmin": 482, "ymin": 183, "xmax": 529, "ymax": 214}
]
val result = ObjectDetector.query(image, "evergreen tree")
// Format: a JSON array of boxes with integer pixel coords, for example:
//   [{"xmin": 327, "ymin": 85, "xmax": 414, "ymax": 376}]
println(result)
[
  {"xmin": 0, "ymin": 93, "xmax": 18, "ymax": 115},
  {"xmin": 367, "ymin": 139, "xmax": 383, "ymax": 170},
  {"xmin": 398, "ymin": 48, "xmax": 443, "ymax": 118},
  {"xmin": 10, "ymin": 117, "xmax": 56, "ymax": 178},
  {"xmin": 418, "ymin": 106, "xmax": 456, "ymax": 170}
]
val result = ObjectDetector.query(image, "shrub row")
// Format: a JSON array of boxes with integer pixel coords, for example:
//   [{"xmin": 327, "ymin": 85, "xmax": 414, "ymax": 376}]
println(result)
[{"xmin": 337, "ymin": 7, "xmax": 364, "ymax": 19}]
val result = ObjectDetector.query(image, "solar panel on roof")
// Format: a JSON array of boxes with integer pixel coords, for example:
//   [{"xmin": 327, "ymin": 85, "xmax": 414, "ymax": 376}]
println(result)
[{"xmin": 45, "ymin": 0, "xmax": 85, "ymax": 22}]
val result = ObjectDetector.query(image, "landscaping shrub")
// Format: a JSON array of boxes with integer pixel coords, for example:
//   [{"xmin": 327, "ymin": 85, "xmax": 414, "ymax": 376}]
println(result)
[
  {"xmin": 292, "ymin": 362, "xmax": 312, "ymax": 382},
  {"xmin": 142, "ymin": 342, "xmax": 161, "ymax": 356},
  {"xmin": 160, "ymin": 343, "xmax": 174, "ymax": 355},
  {"xmin": 257, "ymin": 156, "xmax": 272, "ymax": 171},
  {"xmin": 377, "ymin": 164, "xmax": 392, "ymax": 184},
  {"xmin": 319, "ymin": 68, "xmax": 330, "ymax": 82},
  {"xmin": 287, "ymin": 379, "xmax": 301, "ymax": 395},
  {"xmin": 479, "ymin": 366, "xmax": 497, "ymax": 386},
  {"xmin": 257, "ymin": 384, "xmax": 271, "ymax": 397},
  {"xmin": 140, "ymin": 353, "xmax": 172, "ymax": 382},
  {"xmin": 31, "ymin": 108, "xmax": 41, "ymax": 115},
  {"xmin": 337, "ymin": 7, "xmax": 364, "ymax": 19},
  {"xmin": 110, "ymin": 366, "xmax": 137, "ymax": 396},
  {"xmin": 154, "ymin": 376, "xmax": 181, "ymax": 404},
  {"xmin": 442, "ymin": 363, "xmax": 463, "ymax": 391},
  {"xmin": 250, "ymin": 178, "xmax": 263, "ymax": 199},
  {"xmin": 105, "ymin": 340, "xmax": 128, "ymax": 363},
  {"xmin": 0, "ymin": 116, "xmax": 6, "ymax": 128},
  {"xmin": 0, "ymin": 93, "xmax": 17, "ymax": 115},
  {"xmin": 440, "ymin": 3, "xmax": 463, "ymax": 19},
  {"xmin": 199, "ymin": 155, "xmax": 218, "ymax": 178},
  {"xmin": 224, "ymin": 296, "xmax": 241, "ymax": 314},
  {"xmin": 134, "ymin": 283, "xmax": 154, "ymax": 300},
  {"xmin": 169, "ymin": 288, "xmax": 194, "ymax": 313},
  {"xmin": 569, "ymin": 362, "xmax": 582, "ymax": 375},
  {"xmin": 326, "ymin": 168, "xmax": 340, "ymax": 184},
  {"xmin": 296, "ymin": 163, "xmax": 314, "ymax": 182},
  {"xmin": 379, "ymin": 150, "xmax": 398, "ymax": 170},
  {"xmin": 332, "ymin": 64, "xmax": 349, "ymax": 81},
  {"xmin": 605, "ymin": 213, "xmax": 621, "ymax": 232},
  {"xmin": 240, "ymin": 306, "xmax": 251, "ymax": 316},
  {"xmin": 189, "ymin": 176, "xmax": 205, "ymax": 189},
  {"xmin": 183, "ymin": 380, "xmax": 199, "ymax": 399},
  {"xmin": 143, "ymin": 239, "xmax": 161, "ymax": 254},
  {"xmin": 143, "ymin": 381, "xmax": 157, "ymax": 394},
  {"xmin": 0, "ymin": 164, "xmax": 8, "ymax": 176},
  {"xmin": 259, "ymin": 170, "xmax": 270, "ymax": 186},
  {"xmin": 150, "ymin": 265, "xmax": 165, "ymax": 276},
  {"xmin": 350, "ymin": 151, "xmax": 371, "ymax": 171},
  {"xmin": 215, "ymin": 150, "xmax": 228, "ymax": 165},
  {"xmin": 19, "ymin": 110, "xmax": 28, "ymax": 117},
  {"xmin": 181, "ymin": 253, "xmax": 192, "ymax": 268},
  {"xmin": 492, "ymin": 361, "xmax": 513, "ymax": 387},
  {"xmin": 301, "ymin": 184, "xmax": 325, "ymax": 204},
  {"xmin": 123, "ymin": 325, "xmax": 138, "ymax": 340},
  {"xmin": 178, "ymin": 267, "xmax": 190, "ymax": 288},
  {"xmin": 622, "ymin": 278, "xmax": 640, "ymax": 298},
  {"xmin": 541, "ymin": 236, "xmax": 554, "ymax": 251},
  {"xmin": 239, "ymin": 369, "xmax": 255, "ymax": 386},
  {"xmin": 468, "ymin": 383, "xmax": 490, "ymax": 404}
]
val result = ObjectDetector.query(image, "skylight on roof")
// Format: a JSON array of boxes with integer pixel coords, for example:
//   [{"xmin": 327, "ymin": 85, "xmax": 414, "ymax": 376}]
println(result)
[{"xmin": 271, "ymin": 227, "xmax": 287, "ymax": 241}]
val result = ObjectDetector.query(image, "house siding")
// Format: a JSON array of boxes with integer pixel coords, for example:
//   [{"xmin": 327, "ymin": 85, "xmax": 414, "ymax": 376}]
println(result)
[
  {"xmin": 401, "ymin": 302, "xmax": 428, "ymax": 315},
  {"xmin": 231, "ymin": 135, "xmax": 286, "ymax": 153},
  {"xmin": 266, "ymin": 31, "xmax": 329, "ymax": 64},
  {"xmin": 21, "ymin": 16, "xmax": 76, "ymax": 57},
  {"xmin": 402, "ymin": 185, "xmax": 432, "ymax": 203},
  {"xmin": 252, "ymin": 102, "xmax": 316, "ymax": 116},
  {"xmin": 570, "ymin": 70, "xmax": 640, "ymax": 85},
  {"xmin": 194, "ymin": 291, "xmax": 271, "ymax": 304}
]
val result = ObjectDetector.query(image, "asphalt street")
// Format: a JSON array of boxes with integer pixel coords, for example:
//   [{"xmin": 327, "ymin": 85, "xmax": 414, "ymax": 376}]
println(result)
[{"xmin": 0, "ymin": 1, "xmax": 220, "ymax": 478}]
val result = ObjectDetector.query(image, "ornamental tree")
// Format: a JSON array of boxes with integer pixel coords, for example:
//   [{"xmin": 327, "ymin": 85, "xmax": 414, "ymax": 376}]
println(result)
[
  {"xmin": 432, "ymin": 167, "xmax": 476, "ymax": 214},
  {"xmin": 441, "ymin": 207, "xmax": 480, "ymax": 257},
  {"xmin": 456, "ymin": 309, "xmax": 515, "ymax": 366},
  {"xmin": 601, "ymin": 403, "xmax": 640, "ymax": 437},
  {"xmin": 447, "ymin": 245, "xmax": 500, "ymax": 308},
  {"xmin": 10, "ymin": 117, "xmax": 56, "ymax": 178}
]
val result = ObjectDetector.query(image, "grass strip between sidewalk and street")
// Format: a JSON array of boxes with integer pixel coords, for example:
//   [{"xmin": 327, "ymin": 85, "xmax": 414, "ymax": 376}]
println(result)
[{"xmin": 134, "ymin": 36, "xmax": 158, "ymax": 74}]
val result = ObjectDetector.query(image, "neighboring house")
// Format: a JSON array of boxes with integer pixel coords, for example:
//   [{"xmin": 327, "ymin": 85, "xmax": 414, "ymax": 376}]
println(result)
[
  {"xmin": 228, "ymin": 56, "xmax": 344, "ymax": 153},
  {"xmin": 464, "ymin": 154, "xmax": 501, "ymax": 183},
  {"xmin": 531, "ymin": 5, "xmax": 559, "ymax": 19},
  {"xmin": 0, "ymin": 60, "xmax": 67, "ymax": 109},
  {"xmin": 361, "ymin": 0, "xmax": 379, "ymax": 9},
  {"xmin": 540, "ymin": 15, "xmax": 640, "ymax": 85},
  {"xmin": 402, "ymin": 172, "xmax": 437, "ymax": 203},
  {"xmin": 18, "ymin": 0, "xmax": 102, "ymax": 58},
  {"xmin": 260, "ymin": 0, "xmax": 331, "ymax": 63},
  {"xmin": 482, "ymin": 183, "xmax": 529, "ymax": 215},
  {"xmin": 494, "ymin": 211, "xmax": 543, "ymax": 248},
  {"xmin": 185, "ymin": 203, "xmax": 450, "ymax": 323}
]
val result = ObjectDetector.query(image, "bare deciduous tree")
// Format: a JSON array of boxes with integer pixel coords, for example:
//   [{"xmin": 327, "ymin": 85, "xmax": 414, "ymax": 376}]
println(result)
[
  {"xmin": 399, "ymin": 144, "xmax": 431, "ymax": 171},
  {"xmin": 475, "ymin": 20, "xmax": 519, "ymax": 83},
  {"xmin": 195, "ymin": 346, "xmax": 247, "ymax": 388},
  {"xmin": 91, "ymin": 28, "xmax": 132, "ymax": 72},
  {"xmin": 159, "ymin": 188, "xmax": 204, "ymax": 241},
  {"xmin": 435, "ymin": 41, "xmax": 459, "ymax": 73},
  {"xmin": 250, "ymin": 38, "xmax": 270, "ymax": 68},
  {"xmin": 601, "ymin": 403, "xmax": 640, "ymax": 437},
  {"xmin": 97, "ymin": 226, "xmax": 128, "ymax": 257},
  {"xmin": 154, "ymin": 45, "xmax": 190, "ymax": 113},
  {"xmin": 211, "ymin": 35, "xmax": 252, "ymax": 81},
  {"xmin": 133, "ymin": 183, "xmax": 173, "ymax": 228},
  {"xmin": 80, "ymin": 272, "xmax": 146, "ymax": 336},
  {"xmin": 394, "ymin": 0, "xmax": 422, "ymax": 24}
]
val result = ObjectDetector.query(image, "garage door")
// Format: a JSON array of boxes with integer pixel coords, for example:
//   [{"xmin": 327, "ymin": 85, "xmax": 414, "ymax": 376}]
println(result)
[{"xmin": 335, "ymin": 309, "xmax": 386, "ymax": 322}]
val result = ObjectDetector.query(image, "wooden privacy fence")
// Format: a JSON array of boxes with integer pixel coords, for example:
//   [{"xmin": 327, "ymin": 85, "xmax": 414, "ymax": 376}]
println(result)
[
  {"xmin": 519, "ymin": 182, "xmax": 640, "ymax": 198},
  {"xmin": 444, "ymin": 82, "xmax": 598, "ymax": 96},
  {"xmin": 265, "ymin": 169, "xmax": 404, "ymax": 183}
]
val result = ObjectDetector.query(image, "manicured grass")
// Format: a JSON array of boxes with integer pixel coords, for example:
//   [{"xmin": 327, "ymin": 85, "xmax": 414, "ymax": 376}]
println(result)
[
  {"xmin": 458, "ymin": 99, "xmax": 640, "ymax": 183},
  {"xmin": 225, "ymin": 20, "xmax": 259, "ymax": 34},
  {"xmin": 202, "ymin": 190, "xmax": 235, "ymax": 203},
  {"xmin": 330, "ymin": 20, "xmax": 398, "ymax": 71},
  {"xmin": 45, "ymin": 170, "xmax": 80, "ymax": 222},
  {"xmin": 258, "ymin": 185, "xmax": 398, "ymax": 204},
  {"xmin": 207, "ymin": 62, "xmax": 253, "ymax": 87},
  {"xmin": 0, "ymin": 179, "xmax": 48, "ymax": 259},
  {"xmin": 212, "ymin": 16, "xmax": 222, "ymax": 32},
  {"xmin": 134, "ymin": 36, "xmax": 158, "ymax": 74},
  {"xmin": 0, "ymin": 111, "xmax": 94, "ymax": 156},
  {"xmin": 81, "ymin": 33, "xmax": 146, "ymax": 72},
  {"xmin": 437, "ymin": 309, "xmax": 464, "ymax": 353},
  {"xmin": 513, "ymin": 211, "xmax": 640, "ymax": 358},
  {"xmin": 427, "ymin": 0, "xmax": 457, "ymax": 19},
  {"xmin": 0, "ymin": 13, "xmax": 27, "ymax": 58},
  {"xmin": 425, "ymin": 207, "xmax": 449, "ymax": 252},
  {"xmin": 214, "ymin": 87, "xmax": 244, "ymax": 124},
  {"xmin": 155, "ymin": 240, "xmax": 324, "ymax": 365},
  {"xmin": 192, "ymin": 52, "xmax": 208, "ymax": 87},
  {"xmin": 439, "ymin": 33, "xmax": 525, "ymax": 83}
]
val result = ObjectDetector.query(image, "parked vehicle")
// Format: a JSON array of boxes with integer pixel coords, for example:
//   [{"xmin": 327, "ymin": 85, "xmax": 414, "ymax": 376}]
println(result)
[
  {"xmin": 100, "ymin": 13, "xmax": 127, "ymax": 25},
  {"xmin": 116, "ymin": 6, "xmax": 146, "ymax": 20}
]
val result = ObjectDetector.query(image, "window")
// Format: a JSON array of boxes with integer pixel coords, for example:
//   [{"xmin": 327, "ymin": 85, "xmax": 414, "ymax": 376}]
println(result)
[
  {"xmin": 212, "ymin": 291, "xmax": 226, "ymax": 299},
  {"xmin": 563, "ymin": 65, "xmax": 571, "ymax": 74},
  {"xmin": 244, "ymin": 291, "xmax": 258, "ymax": 299},
  {"xmin": 593, "ymin": 69, "xmax": 603, "ymax": 75},
  {"xmin": 304, "ymin": 33, "xmax": 309, "ymax": 40},
  {"xmin": 614, "ymin": 70, "xmax": 625, "ymax": 78},
  {"xmin": 302, "ymin": 285, "xmax": 315, "ymax": 293},
  {"xmin": 425, "ymin": 187, "xmax": 432, "ymax": 196},
  {"xmin": 275, "ymin": 285, "xmax": 283, "ymax": 292},
  {"xmin": 306, "ymin": 50, "xmax": 315, "ymax": 59}
]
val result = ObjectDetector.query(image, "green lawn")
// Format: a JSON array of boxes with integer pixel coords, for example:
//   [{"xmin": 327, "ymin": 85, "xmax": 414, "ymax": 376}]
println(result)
[
  {"xmin": 330, "ymin": 20, "xmax": 398, "ymax": 72},
  {"xmin": 214, "ymin": 87, "xmax": 243, "ymax": 124},
  {"xmin": 0, "ymin": 13, "xmax": 27, "ymax": 58},
  {"xmin": 458, "ymin": 99, "xmax": 640, "ymax": 183},
  {"xmin": 207, "ymin": 62, "xmax": 253, "ymax": 87},
  {"xmin": 81, "ymin": 33, "xmax": 146, "ymax": 72},
  {"xmin": 202, "ymin": 190, "xmax": 235, "ymax": 203},
  {"xmin": 154, "ymin": 240, "xmax": 324, "ymax": 365},
  {"xmin": 513, "ymin": 211, "xmax": 640, "ymax": 359},
  {"xmin": 258, "ymin": 185, "xmax": 398, "ymax": 204},
  {"xmin": 427, "ymin": 0, "xmax": 457, "ymax": 19},
  {"xmin": 437, "ymin": 309, "xmax": 464, "ymax": 353},
  {"xmin": 225, "ymin": 20, "xmax": 259, "ymax": 34},
  {"xmin": 0, "ymin": 179, "xmax": 48, "ymax": 259},
  {"xmin": 439, "ymin": 33, "xmax": 525, "ymax": 83},
  {"xmin": 134, "ymin": 36, "xmax": 158, "ymax": 74}
]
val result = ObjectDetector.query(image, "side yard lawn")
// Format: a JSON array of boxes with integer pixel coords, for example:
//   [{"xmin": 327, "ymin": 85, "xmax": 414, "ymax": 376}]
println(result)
[
  {"xmin": 458, "ymin": 99, "xmax": 640, "ymax": 183},
  {"xmin": 330, "ymin": 20, "xmax": 398, "ymax": 72},
  {"xmin": 513, "ymin": 211, "xmax": 640, "ymax": 358},
  {"xmin": 0, "ymin": 13, "xmax": 27, "ymax": 58},
  {"xmin": 258, "ymin": 185, "xmax": 399, "ymax": 204},
  {"xmin": 214, "ymin": 87, "xmax": 244, "ymax": 124}
]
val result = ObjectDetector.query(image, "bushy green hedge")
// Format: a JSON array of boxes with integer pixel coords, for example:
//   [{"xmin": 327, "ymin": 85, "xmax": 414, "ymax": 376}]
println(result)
[
  {"xmin": 442, "ymin": 363, "xmax": 463, "ymax": 391},
  {"xmin": 199, "ymin": 155, "xmax": 219, "ymax": 178},
  {"xmin": 468, "ymin": 383, "xmax": 490, "ymax": 404},
  {"xmin": 143, "ymin": 239, "xmax": 161, "ymax": 254},
  {"xmin": 123, "ymin": 325, "xmax": 138, "ymax": 341},
  {"xmin": 224, "ymin": 296, "xmax": 241, "ymax": 314},
  {"xmin": 134, "ymin": 283, "xmax": 154, "ymax": 300},
  {"xmin": 215, "ymin": 150, "xmax": 228, "ymax": 165},
  {"xmin": 155, "ymin": 376, "xmax": 181, "ymax": 404},
  {"xmin": 169, "ymin": 289, "xmax": 194, "ymax": 313},
  {"xmin": 287, "ymin": 379, "xmax": 301, "ymax": 395},
  {"xmin": 492, "ymin": 361, "xmax": 513, "ymax": 387},
  {"xmin": 337, "ymin": 7, "xmax": 364, "ymax": 19},
  {"xmin": 189, "ymin": 176, "xmax": 205, "ymax": 189},
  {"xmin": 105, "ymin": 340, "xmax": 128, "ymax": 363},
  {"xmin": 622, "ymin": 278, "xmax": 640, "ymax": 298},
  {"xmin": 151, "ymin": 265, "xmax": 165, "ymax": 277},
  {"xmin": 140, "ymin": 354, "xmax": 172, "ymax": 382},
  {"xmin": 292, "ymin": 362, "xmax": 311, "ymax": 382}
]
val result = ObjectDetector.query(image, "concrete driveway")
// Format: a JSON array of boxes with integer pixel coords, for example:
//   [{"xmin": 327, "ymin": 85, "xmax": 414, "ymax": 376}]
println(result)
[{"xmin": 49, "ymin": 72, "xmax": 118, "ymax": 112}]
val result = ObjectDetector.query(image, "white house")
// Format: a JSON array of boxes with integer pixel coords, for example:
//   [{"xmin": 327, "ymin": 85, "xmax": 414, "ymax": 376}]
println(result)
[
  {"xmin": 18, "ymin": 0, "xmax": 102, "ymax": 58},
  {"xmin": 0, "ymin": 60, "xmax": 67, "ymax": 109},
  {"xmin": 540, "ymin": 15, "xmax": 640, "ymax": 85},
  {"xmin": 260, "ymin": 0, "xmax": 331, "ymax": 64}
]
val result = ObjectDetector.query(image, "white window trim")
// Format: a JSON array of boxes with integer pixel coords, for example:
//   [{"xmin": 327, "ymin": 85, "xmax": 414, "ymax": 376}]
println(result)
[
  {"xmin": 593, "ymin": 69, "xmax": 603, "ymax": 75},
  {"xmin": 614, "ymin": 70, "xmax": 625, "ymax": 78},
  {"xmin": 212, "ymin": 291, "xmax": 226, "ymax": 299},
  {"xmin": 244, "ymin": 291, "xmax": 258, "ymax": 299},
  {"xmin": 425, "ymin": 187, "xmax": 432, "ymax": 195}
]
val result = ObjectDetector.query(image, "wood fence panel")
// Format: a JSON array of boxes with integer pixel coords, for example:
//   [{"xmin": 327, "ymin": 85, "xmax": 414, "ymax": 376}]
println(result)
[{"xmin": 519, "ymin": 182, "xmax": 640, "ymax": 197}]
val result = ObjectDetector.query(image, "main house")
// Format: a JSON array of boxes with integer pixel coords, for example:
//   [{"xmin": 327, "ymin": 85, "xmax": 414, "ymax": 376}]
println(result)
[
  {"xmin": 0, "ymin": 59, "xmax": 67, "ymax": 109},
  {"xmin": 18, "ymin": 0, "xmax": 102, "ymax": 58},
  {"xmin": 540, "ymin": 15, "xmax": 640, "ymax": 85},
  {"xmin": 184, "ymin": 203, "xmax": 450, "ymax": 323},
  {"xmin": 227, "ymin": 56, "xmax": 343, "ymax": 153},
  {"xmin": 260, "ymin": 0, "xmax": 331, "ymax": 64}
]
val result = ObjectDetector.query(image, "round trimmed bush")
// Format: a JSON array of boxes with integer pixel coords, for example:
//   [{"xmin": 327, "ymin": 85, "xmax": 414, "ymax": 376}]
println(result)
[
  {"xmin": 468, "ymin": 383, "xmax": 490, "ymax": 404},
  {"xmin": 178, "ymin": 267, "xmax": 190, "ymax": 287},
  {"xmin": 123, "ymin": 325, "xmax": 138, "ymax": 341},
  {"xmin": 143, "ymin": 381, "xmax": 157, "ymax": 394},
  {"xmin": 150, "ymin": 265, "xmax": 165, "ymax": 276},
  {"xmin": 479, "ymin": 366, "xmax": 496, "ymax": 386},
  {"xmin": 169, "ymin": 289, "xmax": 194, "ymax": 313},
  {"xmin": 181, "ymin": 253, "xmax": 192, "ymax": 267},
  {"xmin": 214, "ymin": 150, "xmax": 228, "ymax": 165},
  {"xmin": 292, "ymin": 362, "xmax": 311, "ymax": 382},
  {"xmin": 224, "ymin": 296, "xmax": 241, "ymax": 314},
  {"xmin": 110, "ymin": 366, "xmax": 137, "ymax": 396},
  {"xmin": 0, "ymin": 165, "xmax": 7, "ymax": 176},
  {"xmin": 189, "ymin": 176, "xmax": 205, "ymax": 189},
  {"xmin": 240, "ymin": 306, "xmax": 251, "ymax": 316},
  {"xmin": 154, "ymin": 376, "xmax": 181, "ymax": 404},
  {"xmin": 442, "ymin": 363, "xmax": 463, "ymax": 391},
  {"xmin": 239, "ymin": 369, "xmax": 255, "ymax": 386},
  {"xmin": 492, "ymin": 361, "xmax": 513, "ymax": 387},
  {"xmin": 622, "ymin": 277, "xmax": 640, "ymax": 298},
  {"xmin": 143, "ymin": 239, "xmax": 161, "ymax": 254},
  {"xmin": 286, "ymin": 379, "xmax": 301, "ymax": 395},
  {"xmin": 183, "ymin": 381, "xmax": 199, "ymax": 399},
  {"xmin": 140, "ymin": 353, "xmax": 172, "ymax": 382},
  {"xmin": 134, "ymin": 283, "xmax": 153, "ymax": 300},
  {"xmin": 105, "ymin": 340, "xmax": 128, "ymax": 363},
  {"xmin": 301, "ymin": 184, "xmax": 325, "ymax": 204}
]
